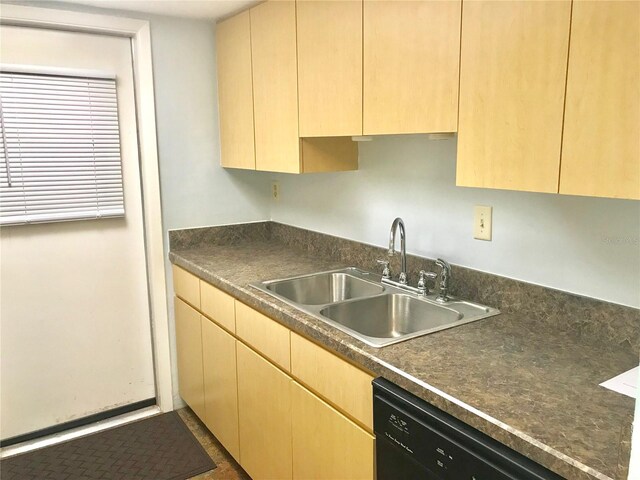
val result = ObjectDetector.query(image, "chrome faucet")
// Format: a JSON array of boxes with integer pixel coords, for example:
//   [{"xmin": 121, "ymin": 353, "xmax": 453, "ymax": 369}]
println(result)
[
  {"xmin": 388, "ymin": 217, "xmax": 407, "ymax": 284},
  {"xmin": 435, "ymin": 258, "xmax": 451, "ymax": 303},
  {"xmin": 377, "ymin": 218, "xmax": 450, "ymax": 300}
]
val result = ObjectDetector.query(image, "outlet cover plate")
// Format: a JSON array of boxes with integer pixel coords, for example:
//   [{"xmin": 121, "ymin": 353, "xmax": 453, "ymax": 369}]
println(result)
[{"xmin": 474, "ymin": 205, "xmax": 492, "ymax": 241}]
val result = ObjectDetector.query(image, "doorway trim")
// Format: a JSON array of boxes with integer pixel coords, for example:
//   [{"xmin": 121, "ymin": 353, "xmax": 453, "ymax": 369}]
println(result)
[{"xmin": 0, "ymin": 4, "xmax": 173, "ymax": 413}]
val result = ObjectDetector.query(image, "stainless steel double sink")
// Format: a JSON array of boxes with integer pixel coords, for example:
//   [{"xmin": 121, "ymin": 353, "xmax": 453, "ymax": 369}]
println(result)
[{"xmin": 251, "ymin": 268, "xmax": 499, "ymax": 347}]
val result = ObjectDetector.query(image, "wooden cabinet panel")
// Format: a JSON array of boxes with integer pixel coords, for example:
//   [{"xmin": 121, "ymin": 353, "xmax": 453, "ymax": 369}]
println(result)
[
  {"xmin": 174, "ymin": 297, "xmax": 205, "ymax": 419},
  {"xmin": 363, "ymin": 0, "xmax": 461, "ymax": 135},
  {"xmin": 559, "ymin": 0, "xmax": 640, "ymax": 200},
  {"xmin": 216, "ymin": 11, "xmax": 255, "ymax": 170},
  {"xmin": 300, "ymin": 137, "xmax": 358, "ymax": 173},
  {"xmin": 237, "ymin": 342, "xmax": 293, "ymax": 480},
  {"xmin": 297, "ymin": 0, "xmax": 363, "ymax": 137},
  {"xmin": 202, "ymin": 316, "xmax": 240, "ymax": 461},
  {"xmin": 172, "ymin": 265, "xmax": 200, "ymax": 309},
  {"xmin": 456, "ymin": 0, "xmax": 571, "ymax": 193},
  {"xmin": 250, "ymin": 1, "xmax": 300, "ymax": 173},
  {"xmin": 292, "ymin": 382, "xmax": 374, "ymax": 480},
  {"xmin": 200, "ymin": 281, "xmax": 235, "ymax": 333},
  {"xmin": 291, "ymin": 333, "xmax": 374, "ymax": 431},
  {"xmin": 235, "ymin": 301, "xmax": 291, "ymax": 371}
]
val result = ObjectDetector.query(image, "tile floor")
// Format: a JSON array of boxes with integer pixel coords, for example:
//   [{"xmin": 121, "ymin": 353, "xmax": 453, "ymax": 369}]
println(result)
[{"xmin": 178, "ymin": 407, "xmax": 250, "ymax": 480}]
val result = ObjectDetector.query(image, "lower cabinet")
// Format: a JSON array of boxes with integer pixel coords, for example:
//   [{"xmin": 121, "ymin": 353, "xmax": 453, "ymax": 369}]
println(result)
[
  {"xmin": 237, "ymin": 342, "xmax": 293, "ymax": 480},
  {"xmin": 175, "ymin": 297, "xmax": 205, "ymax": 420},
  {"xmin": 202, "ymin": 316, "xmax": 240, "ymax": 461},
  {"xmin": 291, "ymin": 382, "xmax": 375, "ymax": 480},
  {"xmin": 174, "ymin": 272, "xmax": 375, "ymax": 480}
]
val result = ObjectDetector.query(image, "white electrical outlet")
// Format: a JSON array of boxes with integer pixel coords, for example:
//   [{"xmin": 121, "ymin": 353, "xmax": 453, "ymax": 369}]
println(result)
[
  {"xmin": 271, "ymin": 181, "xmax": 280, "ymax": 202},
  {"xmin": 474, "ymin": 205, "xmax": 492, "ymax": 241}
]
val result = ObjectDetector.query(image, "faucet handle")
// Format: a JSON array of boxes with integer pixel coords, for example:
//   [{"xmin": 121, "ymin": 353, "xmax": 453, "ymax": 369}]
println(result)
[
  {"xmin": 376, "ymin": 259, "xmax": 391, "ymax": 279},
  {"xmin": 434, "ymin": 258, "xmax": 452, "ymax": 302},
  {"xmin": 417, "ymin": 270, "xmax": 437, "ymax": 295}
]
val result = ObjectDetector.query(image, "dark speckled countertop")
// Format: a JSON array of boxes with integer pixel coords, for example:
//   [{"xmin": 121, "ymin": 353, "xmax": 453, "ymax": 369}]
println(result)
[{"xmin": 169, "ymin": 222, "xmax": 639, "ymax": 480}]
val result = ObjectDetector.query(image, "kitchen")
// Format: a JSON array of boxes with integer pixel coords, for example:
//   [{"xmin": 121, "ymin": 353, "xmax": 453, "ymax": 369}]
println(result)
[{"xmin": 0, "ymin": 1, "xmax": 638, "ymax": 480}]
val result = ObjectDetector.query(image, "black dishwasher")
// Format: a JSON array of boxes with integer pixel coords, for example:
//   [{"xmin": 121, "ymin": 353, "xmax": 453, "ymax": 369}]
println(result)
[{"xmin": 373, "ymin": 378, "xmax": 565, "ymax": 480}]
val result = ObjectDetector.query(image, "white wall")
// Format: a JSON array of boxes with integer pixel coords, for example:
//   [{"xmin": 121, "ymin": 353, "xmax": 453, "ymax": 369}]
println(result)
[{"xmin": 272, "ymin": 135, "xmax": 640, "ymax": 308}]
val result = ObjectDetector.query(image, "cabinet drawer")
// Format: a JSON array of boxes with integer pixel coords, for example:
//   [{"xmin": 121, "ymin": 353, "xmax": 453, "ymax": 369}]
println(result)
[
  {"xmin": 291, "ymin": 332, "xmax": 373, "ymax": 431},
  {"xmin": 200, "ymin": 281, "xmax": 235, "ymax": 333},
  {"xmin": 235, "ymin": 301, "xmax": 290, "ymax": 371},
  {"xmin": 172, "ymin": 265, "xmax": 200, "ymax": 309}
]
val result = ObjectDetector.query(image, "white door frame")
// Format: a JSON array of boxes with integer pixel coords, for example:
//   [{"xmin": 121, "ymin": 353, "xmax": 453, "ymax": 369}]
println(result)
[{"xmin": 0, "ymin": 4, "xmax": 173, "ymax": 413}]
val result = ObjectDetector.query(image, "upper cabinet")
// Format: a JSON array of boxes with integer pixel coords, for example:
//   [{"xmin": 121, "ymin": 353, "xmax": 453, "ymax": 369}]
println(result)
[
  {"xmin": 363, "ymin": 0, "xmax": 461, "ymax": 135},
  {"xmin": 297, "ymin": 0, "xmax": 363, "ymax": 137},
  {"xmin": 456, "ymin": 0, "xmax": 638, "ymax": 200},
  {"xmin": 456, "ymin": 0, "xmax": 572, "ymax": 193},
  {"xmin": 216, "ymin": 0, "xmax": 638, "ymax": 199},
  {"xmin": 298, "ymin": 0, "xmax": 459, "ymax": 137},
  {"xmin": 559, "ymin": 0, "xmax": 639, "ymax": 200},
  {"xmin": 215, "ymin": 11, "xmax": 255, "ymax": 170},
  {"xmin": 250, "ymin": 1, "xmax": 300, "ymax": 173},
  {"xmin": 217, "ymin": 1, "xmax": 358, "ymax": 174}
]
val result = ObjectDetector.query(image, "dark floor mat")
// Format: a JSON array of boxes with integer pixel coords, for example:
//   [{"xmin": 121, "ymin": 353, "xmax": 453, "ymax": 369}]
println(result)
[{"xmin": 0, "ymin": 411, "xmax": 216, "ymax": 480}]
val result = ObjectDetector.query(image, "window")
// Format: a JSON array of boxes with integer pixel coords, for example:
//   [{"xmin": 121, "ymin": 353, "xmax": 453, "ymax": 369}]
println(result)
[{"xmin": 0, "ymin": 67, "xmax": 125, "ymax": 225}]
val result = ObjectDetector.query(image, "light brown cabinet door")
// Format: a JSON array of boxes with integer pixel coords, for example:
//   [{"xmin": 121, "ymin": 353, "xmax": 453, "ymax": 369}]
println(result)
[
  {"xmin": 236, "ymin": 342, "xmax": 293, "ymax": 480},
  {"xmin": 291, "ymin": 382, "xmax": 375, "ymax": 480},
  {"xmin": 559, "ymin": 0, "xmax": 640, "ymax": 200},
  {"xmin": 202, "ymin": 317, "xmax": 240, "ymax": 462},
  {"xmin": 250, "ymin": 1, "xmax": 300, "ymax": 173},
  {"xmin": 363, "ymin": 0, "xmax": 461, "ymax": 135},
  {"xmin": 174, "ymin": 297, "xmax": 205, "ymax": 419},
  {"xmin": 456, "ymin": 0, "xmax": 571, "ymax": 193},
  {"xmin": 297, "ymin": 0, "xmax": 363, "ymax": 137},
  {"xmin": 216, "ymin": 11, "xmax": 255, "ymax": 170}
]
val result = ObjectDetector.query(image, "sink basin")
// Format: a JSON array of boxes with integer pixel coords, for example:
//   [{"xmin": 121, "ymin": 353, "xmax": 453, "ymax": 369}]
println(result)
[
  {"xmin": 263, "ymin": 271, "xmax": 384, "ymax": 306},
  {"xmin": 251, "ymin": 267, "xmax": 499, "ymax": 347},
  {"xmin": 320, "ymin": 294, "xmax": 462, "ymax": 341}
]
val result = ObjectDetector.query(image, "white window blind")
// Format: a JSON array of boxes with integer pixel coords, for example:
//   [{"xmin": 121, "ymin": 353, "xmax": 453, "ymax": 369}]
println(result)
[{"xmin": 0, "ymin": 68, "xmax": 125, "ymax": 225}]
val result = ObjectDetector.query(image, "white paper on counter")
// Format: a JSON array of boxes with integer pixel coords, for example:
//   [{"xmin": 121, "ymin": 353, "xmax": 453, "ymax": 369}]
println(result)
[{"xmin": 600, "ymin": 366, "xmax": 639, "ymax": 399}]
